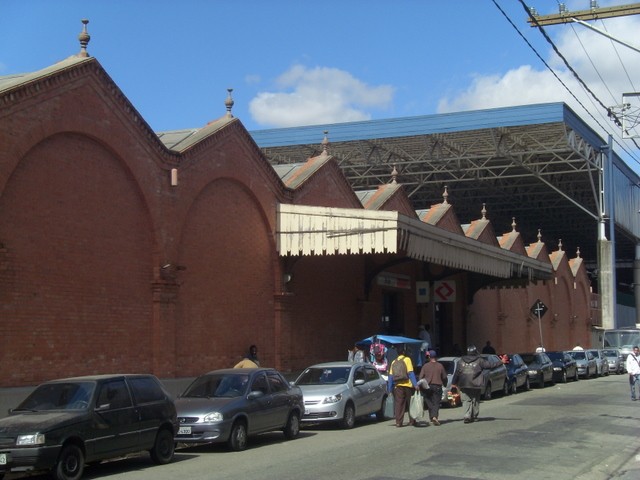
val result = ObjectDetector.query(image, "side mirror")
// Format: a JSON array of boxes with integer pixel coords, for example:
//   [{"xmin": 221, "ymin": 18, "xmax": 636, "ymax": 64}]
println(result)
[
  {"xmin": 354, "ymin": 379, "xmax": 365, "ymax": 386},
  {"xmin": 247, "ymin": 391, "xmax": 264, "ymax": 400}
]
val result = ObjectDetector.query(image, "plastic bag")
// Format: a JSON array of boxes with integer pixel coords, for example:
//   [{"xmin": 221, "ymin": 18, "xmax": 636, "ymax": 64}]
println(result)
[{"xmin": 409, "ymin": 391, "xmax": 424, "ymax": 419}]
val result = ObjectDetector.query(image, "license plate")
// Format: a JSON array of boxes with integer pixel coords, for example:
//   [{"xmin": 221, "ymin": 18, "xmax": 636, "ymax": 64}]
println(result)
[
  {"xmin": 304, "ymin": 409, "xmax": 309, "ymax": 415},
  {"xmin": 178, "ymin": 426, "xmax": 191, "ymax": 435},
  {"xmin": 0, "ymin": 453, "xmax": 6, "ymax": 465}
]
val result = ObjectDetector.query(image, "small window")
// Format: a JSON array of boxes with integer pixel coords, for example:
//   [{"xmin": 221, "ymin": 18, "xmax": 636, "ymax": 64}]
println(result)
[
  {"xmin": 97, "ymin": 379, "xmax": 132, "ymax": 410},
  {"xmin": 266, "ymin": 372, "xmax": 288, "ymax": 393},
  {"xmin": 251, "ymin": 373, "xmax": 269, "ymax": 395},
  {"xmin": 364, "ymin": 367, "xmax": 379, "ymax": 382},
  {"xmin": 128, "ymin": 376, "xmax": 166, "ymax": 404},
  {"xmin": 354, "ymin": 368, "xmax": 366, "ymax": 383}
]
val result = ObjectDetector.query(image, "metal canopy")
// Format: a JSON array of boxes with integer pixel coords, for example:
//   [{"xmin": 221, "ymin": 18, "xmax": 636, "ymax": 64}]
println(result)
[{"xmin": 251, "ymin": 102, "xmax": 640, "ymax": 288}]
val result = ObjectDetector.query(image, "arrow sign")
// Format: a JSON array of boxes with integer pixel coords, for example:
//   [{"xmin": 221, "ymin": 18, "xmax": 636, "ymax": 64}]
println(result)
[{"xmin": 530, "ymin": 299, "xmax": 547, "ymax": 318}]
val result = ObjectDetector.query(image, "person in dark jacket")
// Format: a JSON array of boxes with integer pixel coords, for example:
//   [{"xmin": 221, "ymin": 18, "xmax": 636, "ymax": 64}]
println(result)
[
  {"xmin": 418, "ymin": 350, "xmax": 448, "ymax": 425},
  {"xmin": 450, "ymin": 345, "xmax": 503, "ymax": 423}
]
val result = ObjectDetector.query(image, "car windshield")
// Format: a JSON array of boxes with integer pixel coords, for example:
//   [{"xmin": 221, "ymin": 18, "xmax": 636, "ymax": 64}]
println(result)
[
  {"xmin": 296, "ymin": 367, "xmax": 351, "ymax": 385},
  {"xmin": 568, "ymin": 351, "xmax": 586, "ymax": 360},
  {"xmin": 183, "ymin": 373, "xmax": 250, "ymax": 398},
  {"xmin": 16, "ymin": 382, "xmax": 95, "ymax": 411},
  {"xmin": 546, "ymin": 352, "xmax": 564, "ymax": 361},
  {"xmin": 520, "ymin": 354, "xmax": 538, "ymax": 364},
  {"xmin": 601, "ymin": 349, "xmax": 618, "ymax": 357}
]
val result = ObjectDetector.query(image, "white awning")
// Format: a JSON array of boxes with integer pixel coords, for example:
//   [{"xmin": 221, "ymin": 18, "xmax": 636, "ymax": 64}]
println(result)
[{"xmin": 277, "ymin": 204, "xmax": 552, "ymax": 280}]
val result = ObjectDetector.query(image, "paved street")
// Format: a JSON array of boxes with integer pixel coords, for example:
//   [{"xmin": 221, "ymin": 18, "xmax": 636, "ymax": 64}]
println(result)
[{"xmin": 4, "ymin": 373, "xmax": 640, "ymax": 480}]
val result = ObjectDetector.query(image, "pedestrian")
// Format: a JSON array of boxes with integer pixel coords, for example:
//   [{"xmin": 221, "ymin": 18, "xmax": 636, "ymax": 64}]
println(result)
[
  {"xmin": 347, "ymin": 343, "xmax": 366, "ymax": 363},
  {"xmin": 625, "ymin": 345, "xmax": 640, "ymax": 401},
  {"xmin": 481, "ymin": 341, "xmax": 496, "ymax": 354},
  {"xmin": 387, "ymin": 345, "xmax": 418, "ymax": 427},
  {"xmin": 450, "ymin": 345, "xmax": 503, "ymax": 424},
  {"xmin": 247, "ymin": 344, "xmax": 260, "ymax": 366},
  {"xmin": 418, "ymin": 350, "xmax": 448, "ymax": 426},
  {"xmin": 418, "ymin": 324, "xmax": 432, "ymax": 351}
]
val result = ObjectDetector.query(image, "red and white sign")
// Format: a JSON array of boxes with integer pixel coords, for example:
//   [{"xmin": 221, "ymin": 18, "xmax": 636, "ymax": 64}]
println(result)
[{"xmin": 433, "ymin": 280, "xmax": 456, "ymax": 302}]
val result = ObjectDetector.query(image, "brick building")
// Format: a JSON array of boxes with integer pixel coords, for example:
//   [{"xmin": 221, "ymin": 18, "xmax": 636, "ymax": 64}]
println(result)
[{"xmin": 0, "ymin": 33, "xmax": 596, "ymax": 387}]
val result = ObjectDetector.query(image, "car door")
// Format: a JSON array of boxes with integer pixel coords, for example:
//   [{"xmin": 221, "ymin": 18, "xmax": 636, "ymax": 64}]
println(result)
[
  {"xmin": 349, "ymin": 366, "xmax": 369, "ymax": 415},
  {"xmin": 363, "ymin": 366, "xmax": 385, "ymax": 414},
  {"xmin": 127, "ymin": 376, "xmax": 170, "ymax": 449},
  {"xmin": 541, "ymin": 354, "xmax": 553, "ymax": 382},
  {"xmin": 246, "ymin": 371, "xmax": 273, "ymax": 434},
  {"xmin": 265, "ymin": 371, "xmax": 293, "ymax": 429},
  {"xmin": 91, "ymin": 378, "xmax": 138, "ymax": 457}
]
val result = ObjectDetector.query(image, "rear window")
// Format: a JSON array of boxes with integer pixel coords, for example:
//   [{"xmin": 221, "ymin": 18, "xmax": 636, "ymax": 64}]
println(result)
[{"xmin": 129, "ymin": 376, "xmax": 166, "ymax": 404}]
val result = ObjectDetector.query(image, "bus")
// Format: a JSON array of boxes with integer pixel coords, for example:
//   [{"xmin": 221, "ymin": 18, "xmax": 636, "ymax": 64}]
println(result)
[{"xmin": 603, "ymin": 328, "xmax": 640, "ymax": 359}]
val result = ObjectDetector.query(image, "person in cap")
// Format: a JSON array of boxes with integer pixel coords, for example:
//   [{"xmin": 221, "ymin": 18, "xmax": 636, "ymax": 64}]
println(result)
[
  {"xmin": 450, "ymin": 345, "xmax": 504, "ymax": 424},
  {"xmin": 417, "ymin": 349, "xmax": 448, "ymax": 425},
  {"xmin": 387, "ymin": 344, "xmax": 418, "ymax": 427}
]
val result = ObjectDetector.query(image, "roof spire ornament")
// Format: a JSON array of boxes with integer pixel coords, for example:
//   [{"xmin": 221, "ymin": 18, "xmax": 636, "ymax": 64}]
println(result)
[
  {"xmin": 442, "ymin": 185, "xmax": 449, "ymax": 204},
  {"xmin": 576, "ymin": 247, "xmax": 581, "ymax": 258},
  {"xmin": 558, "ymin": 239, "xmax": 563, "ymax": 251},
  {"xmin": 321, "ymin": 131, "xmax": 330, "ymax": 156},
  {"xmin": 78, "ymin": 19, "xmax": 91, "ymax": 58},
  {"xmin": 225, "ymin": 88, "xmax": 234, "ymax": 117},
  {"xmin": 537, "ymin": 229, "xmax": 542, "ymax": 243},
  {"xmin": 481, "ymin": 203, "xmax": 487, "ymax": 219},
  {"xmin": 511, "ymin": 217, "xmax": 517, "ymax": 232},
  {"xmin": 391, "ymin": 165, "xmax": 398, "ymax": 184}
]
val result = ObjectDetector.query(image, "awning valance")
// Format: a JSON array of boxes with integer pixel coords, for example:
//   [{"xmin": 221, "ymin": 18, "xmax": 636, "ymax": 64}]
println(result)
[{"xmin": 276, "ymin": 203, "xmax": 552, "ymax": 280}]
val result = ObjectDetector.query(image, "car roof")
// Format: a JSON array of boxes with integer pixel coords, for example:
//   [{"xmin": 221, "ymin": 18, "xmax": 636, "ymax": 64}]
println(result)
[
  {"xmin": 302, "ymin": 362, "xmax": 361, "ymax": 368},
  {"xmin": 43, "ymin": 374, "xmax": 157, "ymax": 383},
  {"xmin": 438, "ymin": 357, "xmax": 459, "ymax": 362},
  {"xmin": 203, "ymin": 368, "xmax": 278, "ymax": 375}
]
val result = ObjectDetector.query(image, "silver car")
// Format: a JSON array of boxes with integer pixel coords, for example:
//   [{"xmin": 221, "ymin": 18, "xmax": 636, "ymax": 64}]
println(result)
[
  {"xmin": 587, "ymin": 349, "xmax": 610, "ymax": 376},
  {"xmin": 602, "ymin": 348, "xmax": 625, "ymax": 374},
  {"xmin": 566, "ymin": 350, "xmax": 598, "ymax": 378},
  {"xmin": 293, "ymin": 362, "xmax": 388, "ymax": 429}
]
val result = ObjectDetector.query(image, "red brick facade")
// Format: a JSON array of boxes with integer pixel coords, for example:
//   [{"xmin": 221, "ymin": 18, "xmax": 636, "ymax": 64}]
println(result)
[{"xmin": 0, "ymin": 55, "xmax": 597, "ymax": 387}]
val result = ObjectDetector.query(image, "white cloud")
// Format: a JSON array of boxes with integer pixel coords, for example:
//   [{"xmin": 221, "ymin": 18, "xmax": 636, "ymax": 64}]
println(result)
[
  {"xmin": 437, "ymin": 16, "xmax": 640, "ymax": 147},
  {"xmin": 249, "ymin": 65, "xmax": 395, "ymax": 128}
]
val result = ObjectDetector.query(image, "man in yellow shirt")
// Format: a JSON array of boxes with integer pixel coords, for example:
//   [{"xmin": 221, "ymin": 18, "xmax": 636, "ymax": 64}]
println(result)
[{"xmin": 387, "ymin": 345, "xmax": 418, "ymax": 427}]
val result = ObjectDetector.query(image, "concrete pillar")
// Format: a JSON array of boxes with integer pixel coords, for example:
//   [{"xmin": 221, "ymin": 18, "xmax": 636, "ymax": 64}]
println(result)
[
  {"xmin": 598, "ymin": 239, "xmax": 615, "ymax": 330},
  {"xmin": 634, "ymin": 244, "xmax": 640, "ymax": 326}
]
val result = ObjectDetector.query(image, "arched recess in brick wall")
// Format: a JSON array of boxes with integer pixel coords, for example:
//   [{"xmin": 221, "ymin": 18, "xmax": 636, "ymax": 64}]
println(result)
[
  {"xmin": 0, "ymin": 133, "xmax": 155, "ymax": 387},
  {"xmin": 175, "ymin": 177, "xmax": 275, "ymax": 376}
]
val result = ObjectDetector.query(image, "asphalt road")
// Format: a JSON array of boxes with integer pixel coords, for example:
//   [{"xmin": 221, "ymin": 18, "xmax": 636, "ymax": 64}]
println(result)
[{"xmin": 4, "ymin": 373, "xmax": 640, "ymax": 480}]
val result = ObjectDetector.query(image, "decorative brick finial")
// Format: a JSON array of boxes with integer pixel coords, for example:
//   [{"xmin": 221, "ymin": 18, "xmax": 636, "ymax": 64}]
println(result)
[
  {"xmin": 481, "ymin": 203, "xmax": 487, "ymax": 219},
  {"xmin": 442, "ymin": 185, "xmax": 449, "ymax": 204},
  {"xmin": 78, "ymin": 19, "xmax": 91, "ymax": 57},
  {"xmin": 391, "ymin": 165, "xmax": 398, "ymax": 184},
  {"xmin": 537, "ymin": 229, "xmax": 542, "ymax": 242},
  {"xmin": 511, "ymin": 217, "xmax": 517, "ymax": 232},
  {"xmin": 558, "ymin": 239, "xmax": 563, "ymax": 251},
  {"xmin": 225, "ymin": 88, "xmax": 234, "ymax": 117},
  {"xmin": 321, "ymin": 131, "xmax": 330, "ymax": 155}
]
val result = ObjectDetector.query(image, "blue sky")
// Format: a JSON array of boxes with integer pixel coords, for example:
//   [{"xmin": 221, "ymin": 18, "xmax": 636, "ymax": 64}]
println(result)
[{"xmin": 2, "ymin": 0, "xmax": 639, "ymax": 166}]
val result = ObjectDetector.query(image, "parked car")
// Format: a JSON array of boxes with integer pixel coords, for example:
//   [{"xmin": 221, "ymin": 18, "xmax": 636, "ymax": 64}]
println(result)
[
  {"xmin": 480, "ymin": 354, "xmax": 509, "ymax": 400},
  {"xmin": 519, "ymin": 352, "xmax": 554, "ymax": 387},
  {"xmin": 293, "ymin": 362, "xmax": 388, "ymax": 428},
  {"xmin": 0, "ymin": 374, "xmax": 177, "ymax": 480},
  {"xmin": 602, "ymin": 348, "xmax": 626, "ymax": 374},
  {"xmin": 587, "ymin": 349, "xmax": 610, "ymax": 376},
  {"xmin": 439, "ymin": 355, "xmax": 507, "ymax": 402},
  {"xmin": 566, "ymin": 350, "xmax": 598, "ymax": 378},
  {"xmin": 174, "ymin": 368, "xmax": 303, "ymax": 451},
  {"xmin": 546, "ymin": 351, "xmax": 579, "ymax": 383},
  {"xmin": 504, "ymin": 353, "xmax": 530, "ymax": 393}
]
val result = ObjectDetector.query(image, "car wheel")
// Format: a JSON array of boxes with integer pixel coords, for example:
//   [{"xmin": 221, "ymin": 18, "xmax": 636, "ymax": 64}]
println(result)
[
  {"xmin": 503, "ymin": 380, "xmax": 509, "ymax": 396},
  {"xmin": 511, "ymin": 380, "xmax": 517, "ymax": 395},
  {"xmin": 150, "ymin": 428, "xmax": 175, "ymax": 464},
  {"xmin": 483, "ymin": 382, "xmax": 492, "ymax": 400},
  {"xmin": 54, "ymin": 444, "xmax": 84, "ymax": 480},
  {"xmin": 376, "ymin": 395, "xmax": 387, "ymax": 421},
  {"xmin": 561, "ymin": 370, "xmax": 568, "ymax": 383},
  {"xmin": 228, "ymin": 420, "xmax": 248, "ymax": 451},
  {"xmin": 574, "ymin": 369, "xmax": 579, "ymax": 381},
  {"xmin": 341, "ymin": 402, "xmax": 356, "ymax": 429},
  {"xmin": 524, "ymin": 377, "xmax": 531, "ymax": 391},
  {"xmin": 283, "ymin": 411, "xmax": 300, "ymax": 440}
]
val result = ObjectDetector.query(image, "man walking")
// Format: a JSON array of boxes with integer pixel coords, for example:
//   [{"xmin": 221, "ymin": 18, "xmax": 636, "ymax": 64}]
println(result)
[
  {"xmin": 387, "ymin": 345, "xmax": 418, "ymax": 427},
  {"xmin": 626, "ymin": 345, "xmax": 640, "ymax": 401},
  {"xmin": 418, "ymin": 350, "xmax": 448, "ymax": 425},
  {"xmin": 450, "ymin": 345, "xmax": 503, "ymax": 423}
]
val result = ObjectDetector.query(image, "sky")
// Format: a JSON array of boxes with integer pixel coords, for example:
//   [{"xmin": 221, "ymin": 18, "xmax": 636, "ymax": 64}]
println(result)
[{"xmin": 2, "ymin": 0, "xmax": 640, "ymax": 168}]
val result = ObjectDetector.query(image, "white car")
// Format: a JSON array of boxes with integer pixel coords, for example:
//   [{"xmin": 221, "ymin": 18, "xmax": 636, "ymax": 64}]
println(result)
[{"xmin": 293, "ymin": 362, "xmax": 388, "ymax": 429}]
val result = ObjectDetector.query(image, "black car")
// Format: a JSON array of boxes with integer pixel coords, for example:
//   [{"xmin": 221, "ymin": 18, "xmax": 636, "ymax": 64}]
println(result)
[
  {"xmin": 0, "ymin": 374, "xmax": 178, "ymax": 480},
  {"xmin": 519, "ymin": 352, "xmax": 554, "ymax": 388},
  {"xmin": 505, "ymin": 353, "xmax": 530, "ymax": 393},
  {"xmin": 546, "ymin": 351, "xmax": 579, "ymax": 383}
]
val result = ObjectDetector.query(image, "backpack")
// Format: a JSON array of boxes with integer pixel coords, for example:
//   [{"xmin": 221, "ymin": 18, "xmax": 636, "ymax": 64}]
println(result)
[{"xmin": 391, "ymin": 357, "xmax": 409, "ymax": 382}]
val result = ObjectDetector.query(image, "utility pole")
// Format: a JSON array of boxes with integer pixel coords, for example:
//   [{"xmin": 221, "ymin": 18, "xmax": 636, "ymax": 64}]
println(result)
[{"xmin": 527, "ymin": 2, "xmax": 640, "ymax": 27}]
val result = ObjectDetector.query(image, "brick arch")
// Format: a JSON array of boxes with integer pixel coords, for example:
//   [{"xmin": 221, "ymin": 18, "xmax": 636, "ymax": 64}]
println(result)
[
  {"xmin": 0, "ymin": 133, "xmax": 155, "ymax": 386},
  {"xmin": 175, "ymin": 177, "xmax": 276, "ymax": 375}
]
